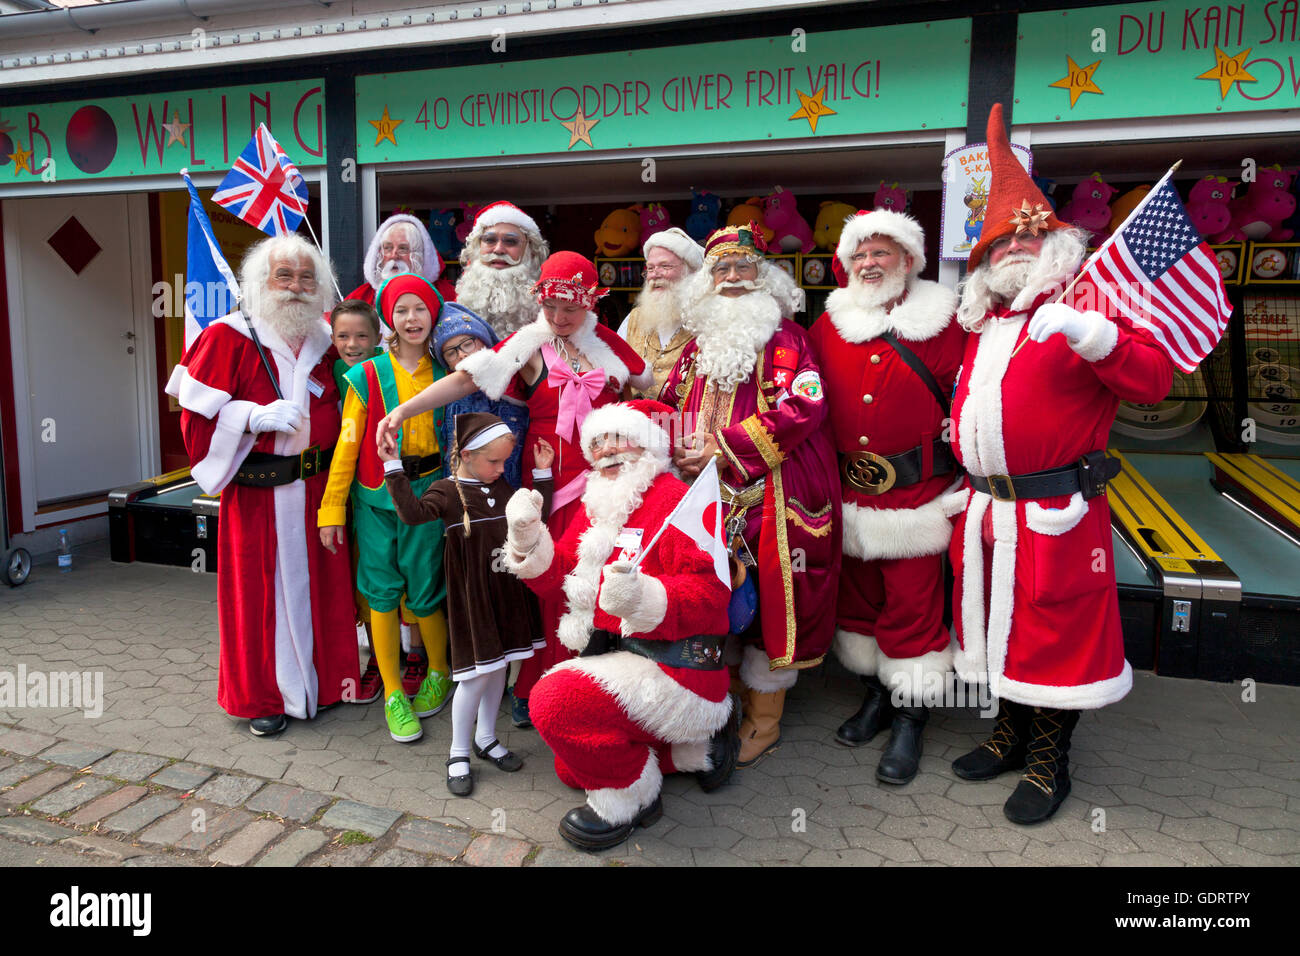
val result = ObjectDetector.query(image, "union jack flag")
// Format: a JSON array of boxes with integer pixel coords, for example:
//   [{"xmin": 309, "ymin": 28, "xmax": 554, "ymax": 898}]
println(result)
[
  {"xmin": 211, "ymin": 124, "xmax": 309, "ymax": 236},
  {"xmin": 1066, "ymin": 166, "xmax": 1232, "ymax": 373}
]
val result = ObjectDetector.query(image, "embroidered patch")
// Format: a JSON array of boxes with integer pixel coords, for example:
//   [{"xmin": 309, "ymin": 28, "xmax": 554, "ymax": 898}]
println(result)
[
  {"xmin": 614, "ymin": 527, "xmax": 644, "ymax": 562},
  {"xmin": 773, "ymin": 346, "xmax": 798, "ymax": 373},
  {"xmin": 791, "ymin": 370, "xmax": 823, "ymax": 401}
]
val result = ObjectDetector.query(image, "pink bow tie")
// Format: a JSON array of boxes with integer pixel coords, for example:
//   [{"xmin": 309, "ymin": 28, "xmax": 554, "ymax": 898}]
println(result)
[{"xmin": 549, "ymin": 360, "xmax": 606, "ymax": 444}]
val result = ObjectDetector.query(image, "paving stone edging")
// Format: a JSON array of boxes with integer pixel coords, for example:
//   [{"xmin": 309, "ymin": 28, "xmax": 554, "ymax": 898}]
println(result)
[{"xmin": 0, "ymin": 725, "xmax": 603, "ymax": 868}]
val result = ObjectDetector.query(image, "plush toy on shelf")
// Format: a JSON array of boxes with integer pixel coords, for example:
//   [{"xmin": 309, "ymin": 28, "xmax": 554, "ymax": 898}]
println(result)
[
  {"xmin": 1056, "ymin": 172, "xmax": 1118, "ymax": 244},
  {"xmin": 638, "ymin": 202, "xmax": 672, "ymax": 245},
  {"xmin": 454, "ymin": 201, "xmax": 481, "ymax": 246},
  {"xmin": 762, "ymin": 185, "xmax": 816, "ymax": 253},
  {"xmin": 1213, "ymin": 165, "xmax": 1296, "ymax": 242},
  {"xmin": 1187, "ymin": 176, "xmax": 1234, "ymax": 239},
  {"xmin": 684, "ymin": 188, "xmax": 722, "ymax": 241},
  {"xmin": 725, "ymin": 198, "xmax": 776, "ymax": 244},
  {"xmin": 428, "ymin": 209, "xmax": 462, "ymax": 260},
  {"xmin": 1108, "ymin": 185, "xmax": 1150, "ymax": 234},
  {"xmin": 813, "ymin": 200, "xmax": 857, "ymax": 252},
  {"xmin": 873, "ymin": 181, "xmax": 908, "ymax": 212},
  {"xmin": 594, "ymin": 205, "xmax": 641, "ymax": 257}
]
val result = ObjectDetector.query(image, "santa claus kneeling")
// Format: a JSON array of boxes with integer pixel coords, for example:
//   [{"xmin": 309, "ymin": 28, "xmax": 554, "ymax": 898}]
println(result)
[{"xmin": 503, "ymin": 399, "xmax": 740, "ymax": 851}]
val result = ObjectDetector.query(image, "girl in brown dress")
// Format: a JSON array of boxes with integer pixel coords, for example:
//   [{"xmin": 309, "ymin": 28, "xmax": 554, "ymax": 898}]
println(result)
[{"xmin": 383, "ymin": 412, "xmax": 553, "ymax": 796}]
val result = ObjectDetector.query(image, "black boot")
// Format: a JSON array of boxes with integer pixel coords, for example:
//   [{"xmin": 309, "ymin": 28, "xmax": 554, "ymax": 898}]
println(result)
[
  {"xmin": 1003, "ymin": 708, "xmax": 1080, "ymax": 825},
  {"xmin": 834, "ymin": 675, "xmax": 893, "ymax": 747},
  {"xmin": 697, "ymin": 693, "xmax": 741, "ymax": 793},
  {"xmin": 877, "ymin": 706, "xmax": 927, "ymax": 785},
  {"xmin": 951, "ymin": 699, "xmax": 1030, "ymax": 780},
  {"xmin": 558, "ymin": 796, "xmax": 663, "ymax": 852}
]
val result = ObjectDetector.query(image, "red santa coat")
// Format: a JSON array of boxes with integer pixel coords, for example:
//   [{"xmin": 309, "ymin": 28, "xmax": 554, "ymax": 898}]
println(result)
[
  {"xmin": 947, "ymin": 296, "xmax": 1174, "ymax": 709},
  {"xmin": 809, "ymin": 280, "xmax": 965, "ymax": 684},
  {"xmin": 660, "ymin": 319, "xmax": 841, "ymax": 676},
  {"xmin": 515, "ymin": 470, "xmax": 733, "ymax": 819},
  {"xmin": 166, "ymin": 315, "xmax": 358, "ymax": 720}
]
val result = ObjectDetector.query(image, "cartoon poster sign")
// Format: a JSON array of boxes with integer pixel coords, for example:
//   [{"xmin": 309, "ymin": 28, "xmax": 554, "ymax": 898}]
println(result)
[{"xmin": 939, "ymin": 141, "xmax": 1032, "ymax": 262}]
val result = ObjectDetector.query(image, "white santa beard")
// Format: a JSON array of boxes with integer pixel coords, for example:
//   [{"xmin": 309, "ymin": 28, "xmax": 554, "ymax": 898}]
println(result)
[
  {"xmin": 984, "ymin": 255, "xmax": 1036, "ymax": 299},
  {"xmin": 582, "ymin": 452, "xmax": 665, "ymax": 525},
  {"xmin": 845, "ymin": 266, "xmax": 908, "ymax": 309},
  {"xmin": 455, "ymin": 257, "xmax": 538, "ymax": 336},
  {"xmin": 260, "ymin": 290, "xmax": 323, "ymax": 344},
  {"xmin": 633, "ymin": 283, "xmax": 687, "ymax": 339},
  {"xmin": 685, "ymin": 289, "xmax": 782, "ymax": 391},
  {"xmin": 378, "ymin": 251, "xmax": 423, "ymax": 282}
]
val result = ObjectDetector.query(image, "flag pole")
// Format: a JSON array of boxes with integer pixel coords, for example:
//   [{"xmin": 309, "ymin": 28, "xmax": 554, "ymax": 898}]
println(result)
[
  {"xmin": 1006, "ymin": 159, "xmax": 1183, "ymax": 362},
  {"xmin": 628, "ymin": 456, "xmax": 720, "ymax": 575},
  {"xmin": 299, "ymin": 212, "xmax": 345, "ymax": 302}
]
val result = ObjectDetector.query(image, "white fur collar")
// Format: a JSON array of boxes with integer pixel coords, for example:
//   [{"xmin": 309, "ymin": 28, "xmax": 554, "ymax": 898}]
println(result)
[
  {"xmin": 825, "ymin": 279, "xmax": 957, "ymax": 344},
  {"xmin": 458, "ymin": 311, "xmax": 631, "ymax": 401},
  {"xmin": 213, "ymin": 311, "xmax": 333, "ymax": 370}
]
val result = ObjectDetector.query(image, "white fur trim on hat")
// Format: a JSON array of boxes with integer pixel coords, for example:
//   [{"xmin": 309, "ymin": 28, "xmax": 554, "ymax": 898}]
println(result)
[
  {"xmin": 473, "ymin": 200, "xmax": 541, "ymax": 239},
  {"xmin": 579, "ymin": 403, "xmax": 672, "ymax": 463},
  {"xmin": 362, "ymin": 214, "xmax": 442, "ymax": 291},
  {"xmin": 836, "ymin": 208, "xmax": 926, "ymax": 275},
  {"xmin": 643, "ymin": 227, "xmax": 704, "ymax": 271}
]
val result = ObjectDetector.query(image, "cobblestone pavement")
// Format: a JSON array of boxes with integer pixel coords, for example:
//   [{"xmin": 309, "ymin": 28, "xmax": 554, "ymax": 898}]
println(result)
[{"xmin": 1, "ymin": 540, "xmax": 1297, "ymax": 867}]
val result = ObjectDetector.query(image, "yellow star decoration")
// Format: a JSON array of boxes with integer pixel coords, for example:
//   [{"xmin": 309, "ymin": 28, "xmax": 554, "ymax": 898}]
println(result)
[
  {"xmin": 561, "ymin": 109, "xmax": 599, "ymax": 149},
  {"xmin": 1008, "ymin": 200, "xmax": 1052, "ymax": 237},
  {"xmin": 369, "ymin": 105, "xmax": 403, "ymax": 147},
  {"xmin": 1048, "ymin": 55, "xmax": 1103, "ymax": 108},
  {"xmin": 789, "ymin": 85, "xmax": 837, "ymax": 133},
  {"xmin": 1196, "ymin": 46, "xmax": 1257, "ymax": 99},
  {"xmin": 8, "ymin": 143, "xmax": 32, "ymax": 175},
  {"xmin": 162, "ymin": 112, "xmax": 191, "ymax": 148}
]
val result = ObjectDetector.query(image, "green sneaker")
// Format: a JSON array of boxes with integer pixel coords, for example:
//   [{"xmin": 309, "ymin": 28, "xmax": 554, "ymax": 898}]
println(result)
[
  {"xmin": 385, "ymin": 690, "xmax": 423, "ymax": 743},
  {"xmin": 412, "ymin": 670, "xmax": 452, "ymax": 718}
]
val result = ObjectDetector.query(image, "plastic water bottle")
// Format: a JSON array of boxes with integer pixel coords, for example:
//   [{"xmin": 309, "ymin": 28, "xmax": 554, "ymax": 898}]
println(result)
[{"xmin": 58, "ymin": 529, "xmax": 72, "ymax": 573}]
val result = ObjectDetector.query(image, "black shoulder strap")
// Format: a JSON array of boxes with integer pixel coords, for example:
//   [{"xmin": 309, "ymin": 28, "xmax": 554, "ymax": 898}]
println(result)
[{"xmin": 880, "ymin": 330, "xmax": 949, "ymax": 418}]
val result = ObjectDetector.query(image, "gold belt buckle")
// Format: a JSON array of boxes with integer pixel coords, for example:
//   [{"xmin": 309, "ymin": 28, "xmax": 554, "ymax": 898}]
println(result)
[
  {"xmin": 842, "ymin": 451, "xmax": 897, "ymax": 495},
  {"xmin": 300, "ymin": 445, "xmax": 321, "ymax": 478},
  {"xmin": 986, "ymin": 474, "xmax": 1016, "ymax": 501}
]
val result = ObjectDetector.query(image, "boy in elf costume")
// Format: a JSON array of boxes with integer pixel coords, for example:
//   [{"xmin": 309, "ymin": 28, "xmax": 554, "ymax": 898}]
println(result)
[{"xmin": 319, "ymin": 274, "xmax": 452, "ymax": 742}]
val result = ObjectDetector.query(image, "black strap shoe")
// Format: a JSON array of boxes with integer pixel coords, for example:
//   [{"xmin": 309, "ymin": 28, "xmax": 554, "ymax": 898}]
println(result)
[
  {"xmin": 877, "ymin": 706, "xmax": 927, "ymax": 785},
  {"xmin": 473, "ymin": 739, "xmax": 523, "ymax": 772},
  {"xmin": 1003, "ymin": 708, "xmax": 1080, "ymax": 825},
  {"xmin": 697, "ymin": 693, "xmax": 741, "ymax": 793},
  {"xmin": 558, "ymin": 796, "xmax": 663, "ymax": 852},
  {"xmin": 835, "ymin": 675, "xmax": 893, "ymax": 747},
  {"xmin": 952, "ymin": 699, "xmax": 1030, "ymax": 780},
  {"xmin": 446, "ymin": 757, "xmax": 474, "ymax": 797},
  {"xmin": 249, "ymin": 714, "xmax": 287, "ymax": 737}
]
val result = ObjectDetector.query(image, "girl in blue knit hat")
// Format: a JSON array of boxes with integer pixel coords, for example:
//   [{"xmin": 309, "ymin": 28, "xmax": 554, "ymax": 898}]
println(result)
[{"xmin": 434, "ymin": 302, "xmax": 530, "ymax": 491}]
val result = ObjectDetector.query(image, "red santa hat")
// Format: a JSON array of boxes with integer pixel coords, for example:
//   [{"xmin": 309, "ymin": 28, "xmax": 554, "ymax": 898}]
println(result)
[
  {"xmin": 967, "ymin": 103, "xmax": 1064, "ymax": 270},
  {"xmin": 643, "ymin": 227, "xmax": 704, "ymax": 271},
  {"xmin": 835, "ymin": 208, "xmax": 927, "ymax": 275},
  {"xmin": 579, "ymin": 399, "xmax": 675, "ymax": 464},
  {"xmin": 471, "ymin": 200, "xmax": 542, "ymax": 240},
  {"xmin": 531, "ymin": 251, "xmax": 608, "ymax": 310}
]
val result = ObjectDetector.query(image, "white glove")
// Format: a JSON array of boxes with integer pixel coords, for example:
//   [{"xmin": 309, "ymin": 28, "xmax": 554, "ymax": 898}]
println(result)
[
  {"xmin": 506, "ymin": 488, "xmax": 545, "ymax": 552},
  {"xmin": 249, "ymin": 399, "xmax": 305, "ymax": 435},
  {"xmin": 1027, "ymin": 302, "xmax": 1106, "ymax": 346},
  {"xmin": 597, "ymin": 561, "xmax": 647, "ymax": 620}
]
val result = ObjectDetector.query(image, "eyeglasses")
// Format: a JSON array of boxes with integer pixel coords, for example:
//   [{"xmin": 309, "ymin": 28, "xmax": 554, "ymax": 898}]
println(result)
[
  {"xmin": 480, "ymin": 232, "xmax": 523, "ymax": 249},
  {"xmin": 272, "ymin": 269, "xmax": 318, "ymax": 289},
  {"xmin": 381, "ymin": 243, "xmax": 412, "ymax": 256},
  {"xmin": 644, "ymin": 263, "xmax": 681, "ymax": 277},
  {"xmin": 710, "ymin": 259, "xmax": 758, "ymax": 278},
  {"xmin": 441, "ymin": 338, "xmax": 483, "ymax": 362}
]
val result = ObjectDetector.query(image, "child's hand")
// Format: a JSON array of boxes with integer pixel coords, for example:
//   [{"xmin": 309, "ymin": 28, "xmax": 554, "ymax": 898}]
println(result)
[
  {"xmin": 533, "ymin": 437, "xmax": 555, "ymax": 470},
  {"xmin": 377, "ymin": 431, "xmax": 399, "ymax": 462},
  {"xmin": 319, "ymin": 525, "xmax": 346, "ymax": 553}
]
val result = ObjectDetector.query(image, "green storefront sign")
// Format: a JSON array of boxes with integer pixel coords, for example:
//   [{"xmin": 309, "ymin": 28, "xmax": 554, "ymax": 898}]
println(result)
[
  {"xmin": 356, "ymin": 20, "xmax": 971, "ymax": 163},
  {"xmin": 1015, "ymin": 0, "xmax": 1300, "ymax": 123},
  {"xmin": 0, "ymin": 80, "xmax": 325, "ymax": 185}
]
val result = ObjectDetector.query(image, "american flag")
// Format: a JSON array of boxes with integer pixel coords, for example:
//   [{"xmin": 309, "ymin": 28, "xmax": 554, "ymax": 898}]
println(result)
[
  {"xmin": 1067, "ymin": 169, "xmax": 1232, "ymax": 373},
  {"xmin": 211, "ymin": 124, "xmax": 309, "ymax": 236}
]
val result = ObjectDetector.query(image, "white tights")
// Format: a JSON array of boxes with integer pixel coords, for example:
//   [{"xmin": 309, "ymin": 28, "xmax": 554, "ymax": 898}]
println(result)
[{"xmin": 448, "ymin": 667, "xmax": 509, "ymax": 772}]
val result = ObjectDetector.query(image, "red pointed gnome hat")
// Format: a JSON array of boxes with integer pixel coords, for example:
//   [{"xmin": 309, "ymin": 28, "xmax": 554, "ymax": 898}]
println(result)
[
  {"xmin": 376, "ymin": 273, "xmax": 446, "ymax": 331},
  {"xmin": 967, "ymin": 103, "xmax": 1064, "ymax": 270},
  {"xmin": 578, "ymin": 398, "xmax": 675, "ymax": 463},
  {"xmin": 531, "ymin": 251, "xmax": 608, "ymax": 309}
]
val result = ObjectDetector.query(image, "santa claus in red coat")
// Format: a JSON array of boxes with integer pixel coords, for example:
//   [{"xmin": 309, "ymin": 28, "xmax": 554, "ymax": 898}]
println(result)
[
  {"xmin": 345, "ymin": 212, "xmax": 457, "ymax": 306},
  {"xmin": 808, "ymin": 208, "xmax": 965, "ymax": 785},
  {"xmin": 167, "ymin": 233, "xmax": 359, "ymax": 737},
  {"xmin": 947, "ymin": 104, "xmax": 1175, "ymax": 824},
  {"xmin": 504, "ymin": 399, "xmax": 739, "ymax": 852}
]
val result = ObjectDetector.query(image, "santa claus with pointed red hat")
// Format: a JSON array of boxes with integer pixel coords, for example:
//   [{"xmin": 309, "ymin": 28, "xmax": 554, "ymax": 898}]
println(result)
[
  {"xmin": 504, "ymin": 398, "xmax": 740, "ymax": 852},
  {"xmin": 946, "ymin": 104, "xmax": 1174, "ymax": 824},
  {"xmin": 809, "ymin": 207, "xmax": 965, "ymax": 786}
]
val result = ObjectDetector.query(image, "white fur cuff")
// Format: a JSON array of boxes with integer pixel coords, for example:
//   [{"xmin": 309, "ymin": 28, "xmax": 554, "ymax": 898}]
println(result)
[
  {"xmin": 878, "ymin": 643, "xmax": 955, "ymax": 706},
  {"xmin": 503, "ymin": 528, "xmax": 554, "ymax": 581},
  {"xmin": 833, "ymin": 629, "xmax": 879, "ymax": 677},
  {"xmin": 670, "ymin": 740, "xmax": 712, "ymax": 773},
  {"xmin": 586, "ymin": 748, "xmax": 662, "ymax": 826},
  {"xmin": 1069, "ymin": 311, "xmax": 1118, "ymax": 362},
  {"xmin": 842, "ymin": 497, "xmax": 952, "ymax": 562},
  {"xmin": 740, "ymin": 644, "xmax": 798, "ymax": 692}
]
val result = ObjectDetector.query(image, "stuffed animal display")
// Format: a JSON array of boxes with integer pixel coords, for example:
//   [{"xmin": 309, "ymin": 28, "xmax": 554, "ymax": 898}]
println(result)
[
  {"xmin": 813, "ymin": 200, "xmax": 857, "ymax": 252},
  {"xmin": 763, "ymin": 186, "xmax": 815, "ymax": 253},
  {"xmin": 594, "ymin": 205, "xmax": 641, "ymax": 257},
  {"xmin": 684, "ymin": 189, "xmax": 722, "ymax": 241}
]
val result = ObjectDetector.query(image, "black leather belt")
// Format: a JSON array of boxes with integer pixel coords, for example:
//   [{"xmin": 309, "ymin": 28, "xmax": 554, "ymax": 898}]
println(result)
[
  {"xmin": 969, "ymin": 451, "xmax": 1120, "ymax": 502},
  {"xmin": 234, "ymin": 445, "xmax": 334, "ymax": 487},
  {"xmin": 841, "ymin": 438, "xmax": 956, "ymax": 495},
  {"xmin": 400, "ymin": 452, "xmax": 442, "ymax": 480},
  {"xmin": 581, "ymin": 630, "xmax": 726, "ymax": 670}
]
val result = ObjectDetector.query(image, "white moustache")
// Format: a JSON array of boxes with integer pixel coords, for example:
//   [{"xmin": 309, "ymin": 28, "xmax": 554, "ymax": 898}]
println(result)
[
  {"xmin": 715, "ymin": 279, "xmax": 760, "ymax": 292},
  {"xmin": 592, "ymin": 451, "xmax": 639, "ymax": 471}
]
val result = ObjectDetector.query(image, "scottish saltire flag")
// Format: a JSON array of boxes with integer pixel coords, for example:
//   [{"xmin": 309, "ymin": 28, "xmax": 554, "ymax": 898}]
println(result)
[
  {"xmin": 182, "ymin": 171, "xmax": 240, "ymax": 350},
  {"xmin": 211, "ymin": 123, "xmax": 309, "ymax": 236},
  {"xmin": 1070, "ymin": 166, "xmax": 1232, "ymax": 373}
]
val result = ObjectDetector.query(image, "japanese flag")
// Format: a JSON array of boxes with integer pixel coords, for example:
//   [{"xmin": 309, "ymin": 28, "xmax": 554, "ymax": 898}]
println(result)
[{"xmin": 663, "ymin": 457, "xmax": 731, "ymax": 590}]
